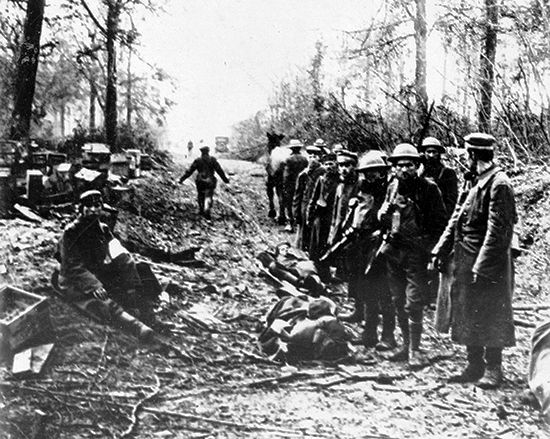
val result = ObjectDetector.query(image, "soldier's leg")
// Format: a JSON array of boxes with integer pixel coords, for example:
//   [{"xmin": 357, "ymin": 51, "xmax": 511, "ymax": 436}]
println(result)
[
  {"xmin": 197, "ymin": 190, "xmax": 206, "ymax": 214},
  {"xmin": 404, "ymin": 252, "xmax": 430, "ymax": 369},
  {"xmin": 477, "ymin": 347, "xmax": 503, "ymax": 389},
  {"xmin": 340, "ymin": 276, "xmax": 365, "ymax": 323},
  {"xmin": 386, "ymin": 257, "xmax": 409, "ymax": 361},
  {"xmin": 267, "ymin": 176, "xmax": 276, "ymax": 218},
  {"xmin": 203, "ymin": 188, "xmax": 214, "ymax": 218},
  {"xmin": 362, "ymin": 281, "xmax": 380, "ymax": 348},
  {"xmin": 370, "ymin": 258, "xmax": 396, "ymax": 351},
  {"xmin": 449, "ymin": 345, "xmax": 485, "ymax": 383}
]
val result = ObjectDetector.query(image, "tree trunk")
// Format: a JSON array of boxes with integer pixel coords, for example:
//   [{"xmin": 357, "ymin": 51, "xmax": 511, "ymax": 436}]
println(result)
[
  {"xmin": 89, "ymin": 79, "xmax": 97, "ymax": 131},
  {"xmin": 105, "ymin": 0, "xmax": 121, "ymax": 151},
  {"xmin": 478, "ymin": 0, "xmax": 499, "ymax": 132},
  {"xmin": 60, "ymin": 104, "xmax": 65, "ymax": 137},
  {"xmin": 10, "ymin": 0, "xmax": 45, "ymax": 140},
  {"xmin": 126, "ymin": 46, "xmax": 132, "ymax": 127},
  {"xmin": 414, "ymin": 0, "xmax": 428, "ymax": 113}
]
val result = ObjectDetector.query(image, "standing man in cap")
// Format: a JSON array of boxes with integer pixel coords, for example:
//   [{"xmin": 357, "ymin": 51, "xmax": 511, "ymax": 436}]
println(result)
[
  {"xmin": 337, "ymin": 151, "xmax": 396, "ymax": 349},
  {"xmin": 313, "ymin": 138, "xmax": 329, "ymax": 155},
  {"xmin": 293, "ymin": 143, "xmax": 325, "ymax": 250},
  {"xmin": 55, "ymin": 190, "xmax": 160, "ymax": 340},
  {"xmin": 328, "ymin": 150, "xmax": 359, "ymax": 246},
  {"xmin": 179, "ymin": 144, "xmax": 229, "ymax": 219},
  {"xmin": 307, "ymin": 152, "xmax": 340, "ymax": 280},
  {"xmin": 431, "ymin": 133, "xmax": 516, "ymax": 388},
  {"xmin": 282, "ymin": 139, "xmax": 308, "ymax": 232},
  {"xmin": 419, "ymin": 136, "xmax": 458, "ymax": 217},
  {"xmin": 378, "ymin": 143, "xmax": 447, "ymax": 368}
]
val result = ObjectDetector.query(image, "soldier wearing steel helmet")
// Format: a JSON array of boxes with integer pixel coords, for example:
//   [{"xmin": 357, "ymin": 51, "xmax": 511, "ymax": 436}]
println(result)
[
  {"xmin": 378, "ymin": 143, "xmax": 447, "ymax": 368},
  {"xmin": 337, "ymin": 151, "xmax": 396, "ymax": 350},
  {"xmin": 418, "ymin": 136, "xmax": 459, "ymax": 217},
  {"xmin": 431, "ymin": 133, "xmax": 516, "ymax": 389}
]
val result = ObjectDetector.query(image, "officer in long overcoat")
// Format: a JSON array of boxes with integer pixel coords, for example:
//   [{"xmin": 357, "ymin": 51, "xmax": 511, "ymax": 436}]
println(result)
[
  {"xmin": 293, "ymin": 145, "xmax": 324, "ymax": 250},
  {"xmin": 307, "ymin": 153, "xmax": 340, "ymax": 280},
  {"xmin": 431, "ymin": 133, "xmax": 516, "ymax": 389}
]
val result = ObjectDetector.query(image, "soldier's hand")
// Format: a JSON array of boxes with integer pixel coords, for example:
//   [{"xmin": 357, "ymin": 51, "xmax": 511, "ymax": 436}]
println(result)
[
  {"xmin": 430, "ymin": 254, "xmax": 447, "ymax": 273},
  {"xmin": 92, "ymin": 286, "xmax": 108, "ymax": 300}
]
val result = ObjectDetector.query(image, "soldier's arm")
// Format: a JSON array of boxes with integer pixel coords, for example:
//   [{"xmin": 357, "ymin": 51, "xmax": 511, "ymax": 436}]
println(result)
[
  {"xmin": 179, "ymin": 160, "xmax": 198, "ymax": 183},
  {"xmin": 292, "ymin": 173, "xmax": 305, "ymax": 221},
  {"xmin": 306, "ymin": 178, "xmax": 322, "ymax": 224},
  {"xmin": 473, "ymin": 179, "xmax": 515, "ymax": 281},
  {"xmin": 213, "ymin": 159, "xmax": 230, "ymax": 183},
  {"xmin": 443, "ymin": 168, "xmax": 459, "ymax": 215}
]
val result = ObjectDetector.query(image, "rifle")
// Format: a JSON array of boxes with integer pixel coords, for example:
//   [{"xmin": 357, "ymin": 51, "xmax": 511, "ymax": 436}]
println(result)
[{"xmin": 319, "ymin": 228, "xmax": 358, "ymax": 263}]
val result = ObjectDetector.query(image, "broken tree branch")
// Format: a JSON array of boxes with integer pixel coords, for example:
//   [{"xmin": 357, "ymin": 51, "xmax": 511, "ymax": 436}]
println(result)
[{"xmin": 120, "ymin": 375, "xmax": 161, "ymax": 438}]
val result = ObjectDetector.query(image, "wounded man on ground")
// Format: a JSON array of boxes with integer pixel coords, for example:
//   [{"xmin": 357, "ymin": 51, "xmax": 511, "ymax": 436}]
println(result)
[
  {"xmin": 52, "ymin": 190, "xmax": 162, "ymax": 342},
  {"xmin": 257, "ymin": 241, "xmax": 326, "ymax": 296}
]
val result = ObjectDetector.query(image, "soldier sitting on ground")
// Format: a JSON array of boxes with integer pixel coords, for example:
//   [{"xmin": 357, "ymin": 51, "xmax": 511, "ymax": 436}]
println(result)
[
  {"xmin": 257, "ymin": 242, "xmax": 325, "ymax": 296},
  {"xmin": 53, "ymin": 190, "xmax": 161, "ymax": 341}
]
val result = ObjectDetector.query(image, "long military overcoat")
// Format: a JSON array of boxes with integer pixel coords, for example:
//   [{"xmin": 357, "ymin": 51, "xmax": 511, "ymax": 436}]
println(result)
[{"xmin": 432, "ymin": 166, "xmax": 516, "ymax": 347}]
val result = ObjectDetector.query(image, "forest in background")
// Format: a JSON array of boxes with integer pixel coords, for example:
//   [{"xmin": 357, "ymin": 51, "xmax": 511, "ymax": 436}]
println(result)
[
  {"xmin": 231, "ymin": 0, "xmax": 550, "ymax": 163},
  {"xmin": 0, "ymin": 0, "xmax": 175, "ymax": 153}
]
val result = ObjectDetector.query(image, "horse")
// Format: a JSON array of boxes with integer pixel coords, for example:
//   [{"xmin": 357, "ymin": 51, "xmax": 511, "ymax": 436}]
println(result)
[{"xmin": 265, "ymin": 131, "xmax": 290, "ymax": 224}]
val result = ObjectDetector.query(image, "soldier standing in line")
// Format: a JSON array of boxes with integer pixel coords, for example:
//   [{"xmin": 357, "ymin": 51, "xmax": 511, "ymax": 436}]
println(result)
[
  {"xmin": 336, "ymin": 151, "xmax": 396, "ymax": 350},
  {"xmin": 418, "ymin": 136, "xmax": 458, "ymax": 217},
  {"xmin": 327, "ymin": 150, "xmax": 359, "ymax": 246},
  {"xmin": 293, "ymin": 144, "xmax": 325, "ymax": 251},
  {"xmin": 431, "ymin": 133, "xmax": 516, "ymax": 389},
  {"xmin": 282, "ymin": 139, "xmax": 308, "ymax": 232},
  {"xmin": 418, "ymin": 136, "xmax": 459, "ymax": 303},
  {"xmin": 307, "ymin": 152, "xmax": 340, "ymax": 281},
  {"xmin": 178, "ymin": 144, "xmax": 229, "ymax": 219},
  {"xmin": 378, "ymin": 143, "xmax": 447, "ymax": 368}
]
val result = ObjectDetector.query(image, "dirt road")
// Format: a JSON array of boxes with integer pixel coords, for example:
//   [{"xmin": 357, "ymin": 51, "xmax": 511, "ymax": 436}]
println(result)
[{"xmin": 0, "ymin": 156, "xmax": 547, "ymax": 438}]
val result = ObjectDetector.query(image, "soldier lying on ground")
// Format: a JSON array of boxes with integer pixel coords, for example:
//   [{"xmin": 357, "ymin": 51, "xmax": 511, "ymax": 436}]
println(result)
[
  {"xmin": 257, "ymin": 242, "xmax": 325, "ymax": 296},
  {"xmin": 53, "ymin": 190, "xmax": 162, "ymax": 341},
  {"xmin": 259, "ymin": 295, "xmax": 351, "ymax": 362}
]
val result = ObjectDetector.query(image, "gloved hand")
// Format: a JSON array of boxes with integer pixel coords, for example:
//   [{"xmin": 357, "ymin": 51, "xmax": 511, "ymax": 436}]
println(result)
[{"xmin": 92, "ymin": 286, "xmax": 108, "ymax": 300}]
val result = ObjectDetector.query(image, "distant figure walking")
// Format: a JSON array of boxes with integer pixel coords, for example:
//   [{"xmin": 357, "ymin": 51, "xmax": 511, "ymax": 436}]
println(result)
[{"xmin": 179, "ymin": 145, "xmax": 229, "ymax": 219}]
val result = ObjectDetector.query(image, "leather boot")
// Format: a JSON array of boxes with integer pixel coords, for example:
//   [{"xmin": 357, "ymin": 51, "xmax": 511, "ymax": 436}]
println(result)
[
  {"xmin": 386, "ymin": 315, "xmax": 409, "ymax": 362},
  {"xmin": 449, "ymin": 346, "xmax": 485, "ymax": 383},
  {"xmin": 376, "ymin": 311, "xmax": 396, "ymax": 351},
  {"xmin": 408, "ymin": 319, "xmax": 428, "ymax": 369},
  {"xmin": 477, "ymin": 347, "xmax": 503, "ymax": 389},
  {"xmin": 116, "ymin": 311, "xmax": 154, "ymax": 342}
]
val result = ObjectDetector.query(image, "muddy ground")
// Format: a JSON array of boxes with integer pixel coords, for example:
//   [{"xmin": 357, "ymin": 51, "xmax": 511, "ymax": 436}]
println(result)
[{"xmin": 0, "ymin": 155, "xmax": 549, "ymax": 438}]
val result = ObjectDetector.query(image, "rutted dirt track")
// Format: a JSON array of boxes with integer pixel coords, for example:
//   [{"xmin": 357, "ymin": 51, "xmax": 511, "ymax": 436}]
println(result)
[{"xmin": 1, "ymin": 156, "xmax": 549, "ymax": 438}]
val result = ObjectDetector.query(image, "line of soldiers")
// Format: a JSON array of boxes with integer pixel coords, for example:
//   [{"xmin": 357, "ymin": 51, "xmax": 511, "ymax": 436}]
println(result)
[{"xmin": 285, "ymin": 133, "xmax": 516, "ymax": 389}]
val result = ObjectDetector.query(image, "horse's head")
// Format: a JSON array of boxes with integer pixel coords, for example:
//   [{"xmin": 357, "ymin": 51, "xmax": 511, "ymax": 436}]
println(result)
[{"xmin": 266, "ymin": 132, "xmax": 285, "ymax": 152}]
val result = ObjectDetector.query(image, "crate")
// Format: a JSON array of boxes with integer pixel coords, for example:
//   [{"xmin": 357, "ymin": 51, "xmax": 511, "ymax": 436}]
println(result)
[{"xmin": 0, "ymin": 285, "xmax": 52, "ymax": 351}]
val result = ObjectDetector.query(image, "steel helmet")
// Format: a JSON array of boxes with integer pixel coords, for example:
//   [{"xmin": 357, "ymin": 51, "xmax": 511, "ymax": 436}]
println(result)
[
  {"xmin": 464, "ymin": 132, "xmax": 496, "ymax": 151},
  {"xmin": 419, "ymin": 136, "xmax": 445, "ymax": 153},
  {"xmin": 357, "ymin": 150, "xmax": 390, "ymax": 172},
  {"xmin": 387, "ymin": 143, "xmax": 421, "ymax": 163}
]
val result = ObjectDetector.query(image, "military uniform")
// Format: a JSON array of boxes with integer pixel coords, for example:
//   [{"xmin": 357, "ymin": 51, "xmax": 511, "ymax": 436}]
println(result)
[
  {"xmin": 379, "ymin": 144, "xmax": 447, "ymax": 367},
  {"xmin": 282, "ymin": 149, "xmax": 308, "ymax": 230},
  {"xmin": 179, "ymin": 150, "xmax": 229, "ymax": 217},
  {"xmin": 307, "ymin": 169, "xmax": 340, "ymax": 278},
  {"xmin": 293, "ymin": 161, "xmax": 324, "ymax": 250},
  {"xmin": 432, "ymin": 133, "xmax": 516, "ymax": 388}
]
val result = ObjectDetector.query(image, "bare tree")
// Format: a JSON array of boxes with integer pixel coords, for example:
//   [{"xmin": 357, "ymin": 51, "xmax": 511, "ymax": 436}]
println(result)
[
  {"xmin": 10, "ymin": 0, "xmax": 45, "ymax": 140},
  {"xmin": 478, "ymin": 0, "xmax": 498, "ymax": 132}
]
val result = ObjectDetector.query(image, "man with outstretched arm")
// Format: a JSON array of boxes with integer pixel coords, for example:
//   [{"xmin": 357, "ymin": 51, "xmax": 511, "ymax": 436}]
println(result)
[{"xmin": 179, "ymin": 144, "xmax": 230, "ymax": 219}]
